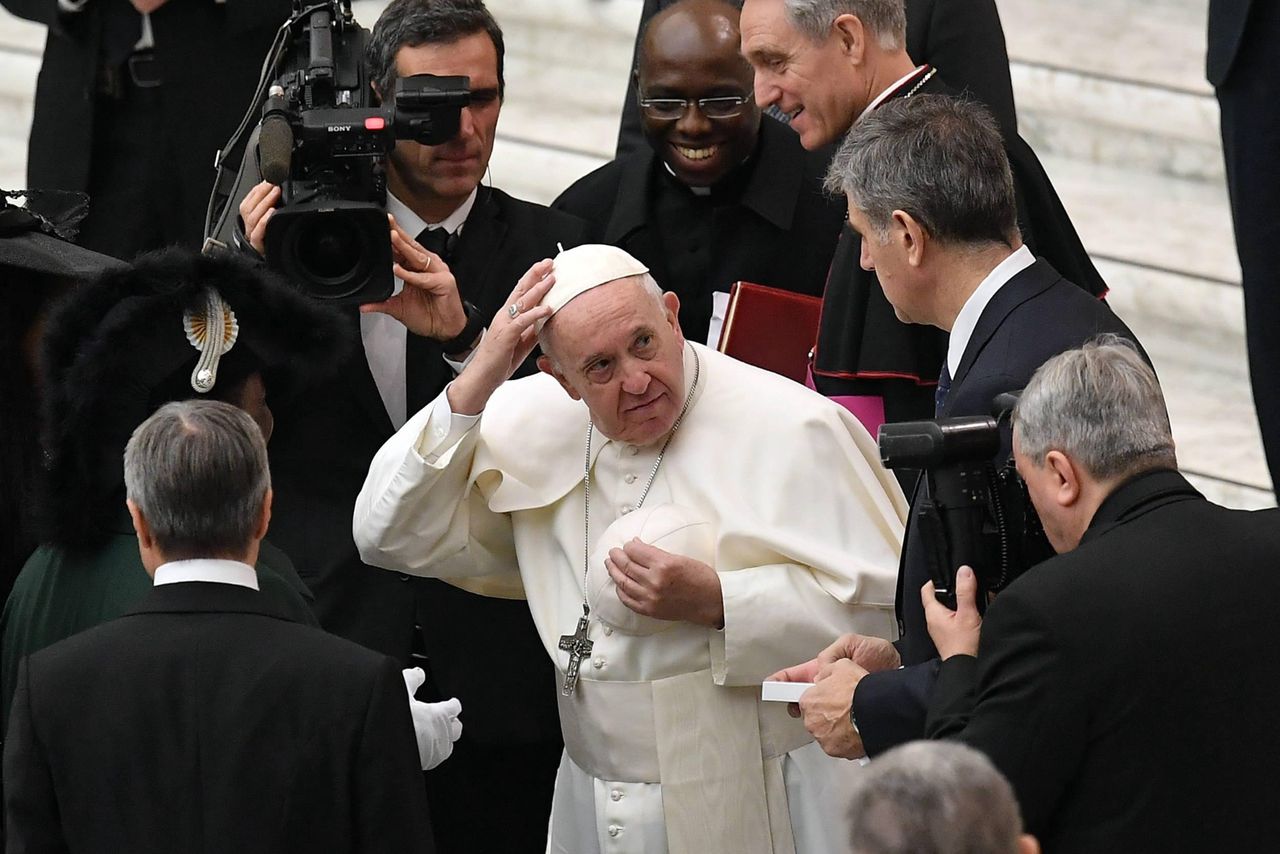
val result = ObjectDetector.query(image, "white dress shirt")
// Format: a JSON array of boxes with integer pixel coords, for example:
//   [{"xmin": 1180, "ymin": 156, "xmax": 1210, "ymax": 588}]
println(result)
[
  {"xmin": 946, "ymin": 244, "xmax": 1036, "ymax": 378},
  {"xmin": 153, "ymin": 559, "xmax": 259, "ymax": 590},
  {"xmin": 362, "ymin": 188, "xmax": 477, "ymax": 430}
]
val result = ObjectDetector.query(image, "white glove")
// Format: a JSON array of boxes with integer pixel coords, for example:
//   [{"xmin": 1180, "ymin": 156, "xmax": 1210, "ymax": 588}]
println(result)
[{"xmin": 402, "ymin": 667, "xmax": 463, "ymax": 770}]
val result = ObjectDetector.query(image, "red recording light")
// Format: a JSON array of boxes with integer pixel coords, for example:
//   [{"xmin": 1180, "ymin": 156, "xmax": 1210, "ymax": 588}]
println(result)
[{"xmin": 364, "ymin": 117, "xmax": 386, "ymax": 130}]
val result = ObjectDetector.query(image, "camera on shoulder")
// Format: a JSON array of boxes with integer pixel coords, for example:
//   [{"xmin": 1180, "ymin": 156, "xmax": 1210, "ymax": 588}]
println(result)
[{"xmin": 207, "ymin": 1, "xmax": 470, "ymax": 304}]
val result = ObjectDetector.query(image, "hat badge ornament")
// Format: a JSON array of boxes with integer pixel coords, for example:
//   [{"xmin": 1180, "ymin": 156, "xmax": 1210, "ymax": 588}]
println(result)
[{"xmin": 182, "ymin": 288, "xmax": 239, "ymax": 393}]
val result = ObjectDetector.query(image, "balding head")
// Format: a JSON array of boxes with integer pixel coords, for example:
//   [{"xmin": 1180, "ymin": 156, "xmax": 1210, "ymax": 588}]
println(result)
[{"xmin": 636, "ymin": 0, "xmax": 761, "ymax": 187}]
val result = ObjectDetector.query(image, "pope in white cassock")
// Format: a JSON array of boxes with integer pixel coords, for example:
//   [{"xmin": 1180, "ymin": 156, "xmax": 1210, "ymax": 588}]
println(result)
[{"xmin": 353, "ymin": 244, "xmax": 907, "ymax": 854}]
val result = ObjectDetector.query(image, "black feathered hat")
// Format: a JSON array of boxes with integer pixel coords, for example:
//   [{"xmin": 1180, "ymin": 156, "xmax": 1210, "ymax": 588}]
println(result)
[{"xmin": 39, "ymin": 247, "xmax": 352, "ymax": 550}]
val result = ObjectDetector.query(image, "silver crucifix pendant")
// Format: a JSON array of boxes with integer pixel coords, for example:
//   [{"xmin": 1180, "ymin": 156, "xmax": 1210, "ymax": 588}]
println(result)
[{"xmin": 558, "ymin": 605, "xmax": 594, "ymax": 696}]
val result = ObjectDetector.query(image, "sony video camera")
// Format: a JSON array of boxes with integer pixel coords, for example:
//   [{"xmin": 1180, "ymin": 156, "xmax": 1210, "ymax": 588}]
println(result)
[
  {"xmin": 877, "ymin": 394, "xmax": 1053, "ymax": 612},
  {"xmin": 207, "ymin": 1, "xmax": 470, "ymax": 303}
]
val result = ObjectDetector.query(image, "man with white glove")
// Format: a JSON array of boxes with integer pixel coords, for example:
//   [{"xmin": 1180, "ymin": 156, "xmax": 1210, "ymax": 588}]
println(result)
[{"xmin": 403, "ymin": 667, "xmax": 463, "ymax": 770}]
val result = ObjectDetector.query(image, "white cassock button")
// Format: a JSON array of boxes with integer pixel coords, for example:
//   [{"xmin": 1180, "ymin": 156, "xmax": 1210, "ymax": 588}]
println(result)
[
  {"xmin": 592, "ymin": 656, "xmax": 605, "ymax": 669},
  {"xmin": 610, "ymin": 789, "xmax": 623, "ymax": 802},
  {"xmin": 620, "ymin": 504, "xmax": 634, "ymax": 515},
  {"xmin": 608, "ymin": 825, "xmax": 622, "ymax": 838},
  {"xmin": 602, "ymin": 625, "xmax": 614, "ymax": 636},
  {"xmin": 624, "ymin": 473, "xmax": 636, "ymax": 484},
  {"xmin": 434, "ymin": 426, "xmax": 446, "ymax": 438},
  {"xmin": 627, "ymin": 446, "xmax": 639, "ymax": 456}
]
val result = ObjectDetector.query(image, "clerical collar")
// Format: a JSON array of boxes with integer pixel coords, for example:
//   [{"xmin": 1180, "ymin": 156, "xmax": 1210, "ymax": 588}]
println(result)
[
  {"xmin": 386, "ymin": 186, "xmax": 477, "ymax": 238},
  {"xmin": 946, "ymin": 244, "xmax": 1035, "ymax": 378},
  {"xmin": 153, "ymin": 558, "xmax": 259, "ymax": 590},
  {"xmin": 659, "ymin": 150, "xmax": 755, "ymax": 199},
  {"xmin": 858, "ymin": 65, "xmax": 932, "ymax": 123}
]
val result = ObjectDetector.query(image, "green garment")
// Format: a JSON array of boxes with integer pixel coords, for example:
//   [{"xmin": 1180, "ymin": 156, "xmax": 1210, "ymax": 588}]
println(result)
[{"xmin": 0, "ymin": 534, "xmax": 317, "ymax": 731}]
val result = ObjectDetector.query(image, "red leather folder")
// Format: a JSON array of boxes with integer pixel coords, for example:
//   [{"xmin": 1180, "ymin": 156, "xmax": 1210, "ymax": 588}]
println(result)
[{"xmin": 716, "ymin": 281, "xmax": 821, "ymax": 384}]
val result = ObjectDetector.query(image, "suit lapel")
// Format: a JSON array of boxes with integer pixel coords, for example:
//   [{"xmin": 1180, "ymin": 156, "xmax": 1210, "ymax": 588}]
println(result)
[
  {"xmin": 450, "ymin": 185, "xmax": 508, "ymax": 307},
  {"xmin": 950, "ymin": 259, "xmax": 1060, "ymax": 395}
]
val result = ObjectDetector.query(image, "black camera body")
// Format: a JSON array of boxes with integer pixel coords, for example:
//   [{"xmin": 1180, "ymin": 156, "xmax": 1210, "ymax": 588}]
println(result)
[
  {"xmin": 878, "ymin": 397, "xmax": 1053, "ymax": 611},
  {"xmin": 239, "ymin": 1, "xmax": 470, "ymax": 303}
]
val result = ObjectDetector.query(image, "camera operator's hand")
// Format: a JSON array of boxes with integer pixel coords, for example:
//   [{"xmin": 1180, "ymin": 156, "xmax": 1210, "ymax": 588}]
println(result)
[
  {"xmin": 447, "ymin": 259, "xmax": 555, "ymax": 416},
  {"xmin": 361, "ymin": 215, "xmax": 470, "ymax": 343},
  {"xmin": 797, "ymin": 660, "xmax": 868, "ymax": 760},
  {"xmin": 131, "ymin": 0, "xmax": 169, "ymax": 12},
  {"xmin": 238, "ymin": 181, "xmax": 281, "ymax": 256},
  {"xmin": 922, "ymin": 565, "xmax": 983, "ymax": 659}
]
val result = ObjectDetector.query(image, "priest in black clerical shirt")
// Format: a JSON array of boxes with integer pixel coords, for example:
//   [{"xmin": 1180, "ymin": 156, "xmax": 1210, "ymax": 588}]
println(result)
[{"xmin": 553, "ymin": 0, "xmax": 846, "ymax": 345}]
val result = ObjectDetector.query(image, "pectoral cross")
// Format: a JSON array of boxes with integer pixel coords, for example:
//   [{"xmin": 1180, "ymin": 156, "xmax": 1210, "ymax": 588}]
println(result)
[{"xmin": 558, "ymin": 606, "xmax": 594, "ymax": 696}]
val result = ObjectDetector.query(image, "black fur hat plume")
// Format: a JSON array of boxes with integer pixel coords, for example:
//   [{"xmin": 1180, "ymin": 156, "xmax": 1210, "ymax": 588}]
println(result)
[{"xmin": 38, "ymin": 247, "xmax": 352, "ymax": 550}]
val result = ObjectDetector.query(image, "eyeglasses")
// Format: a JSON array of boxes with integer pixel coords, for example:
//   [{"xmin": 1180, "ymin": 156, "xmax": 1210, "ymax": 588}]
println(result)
[{"xmin": 637, "ymin": 95, "xmax": 752, "ymax": 121}]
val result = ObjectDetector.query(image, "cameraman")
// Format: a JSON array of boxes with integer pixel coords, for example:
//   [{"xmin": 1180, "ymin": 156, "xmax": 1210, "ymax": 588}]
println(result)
[
  {"xmin": 922, "ymin": 338, "xmax": 1280, "ymax": 852},
  {"xmin": 238, "ymin": 1, "xmax": 587, "ymax": 850},
  {"xmin": 771, "ymin": 94, "xmax": 1140, "ymax": 757}
]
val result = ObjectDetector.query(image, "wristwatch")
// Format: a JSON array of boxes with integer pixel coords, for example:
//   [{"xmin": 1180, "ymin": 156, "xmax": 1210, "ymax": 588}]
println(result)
[{"xmin": 438, "ymin": 300, "xmax": 485, "ymax": 356}]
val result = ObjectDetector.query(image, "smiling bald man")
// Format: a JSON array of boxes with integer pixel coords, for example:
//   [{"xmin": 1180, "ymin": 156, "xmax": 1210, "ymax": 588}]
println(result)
[{"xmin": 553, "ymin": 0, "xmax": 845, "ymax": 347}]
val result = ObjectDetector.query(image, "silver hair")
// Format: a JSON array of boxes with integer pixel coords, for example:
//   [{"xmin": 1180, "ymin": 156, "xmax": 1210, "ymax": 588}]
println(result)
[
  {"xmin": 782, "ymin": 0, "xmax": 906, "ymax": 49},
  {"xmin": 825, "ymin": 94, "xmax": 1018, "ymax": 247},
  {"xmin": 847, "ymin": 741, "xmax": 1026, "ymax": 854},
  {"xmin": 537, "ymin": 273, "xmax": 666, "ymax": 369},
  {"xmin": 123, "ymin": 399, "xmax": 271, "ymax": 559},
  {"xmin": 1014, "ymin": 335, "xmax": 1176, "ymax": 481}
]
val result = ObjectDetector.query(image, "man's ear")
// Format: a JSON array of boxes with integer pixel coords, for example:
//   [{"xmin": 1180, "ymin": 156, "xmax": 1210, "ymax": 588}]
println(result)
[
  {"xmin": 832, "ymin": 13, "xmax": 868, "ymax": 63},
  {"xmin": 892, "ymin": 209, "xmax": 928, "ymax": 267},
  {"xmin": 662, "ymin": 291, "xmax": 685, "ymax": 344},
  {"xmin": 126, "ymin": 499, "xmax": 153, "ymax": 550},
  {"xmin": 253, "ymin": 489, "xmax": 273, "ymax": 543},
  {"xmin": 1044, "ymin": 449, "xmax": 1082, "ymax": 508},
  {"xmin": 537, "ymin": 354, "xmax": 581, "ymax": 401}
]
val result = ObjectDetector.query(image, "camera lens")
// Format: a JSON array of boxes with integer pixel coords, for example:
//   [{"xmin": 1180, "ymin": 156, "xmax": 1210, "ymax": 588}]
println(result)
[{"xmin": 289, "ymin": 212, "xmax": 373, "ymax": 300}]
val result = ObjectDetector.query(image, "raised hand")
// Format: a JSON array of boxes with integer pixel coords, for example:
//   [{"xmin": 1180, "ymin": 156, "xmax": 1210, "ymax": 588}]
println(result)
[
  {"xmin": 360, "ymin": 214, "xmax": 468, "ymax": 342},
  {"xmin": 446, "ymin": 258, "xmax": 556, "ymax": 416}
]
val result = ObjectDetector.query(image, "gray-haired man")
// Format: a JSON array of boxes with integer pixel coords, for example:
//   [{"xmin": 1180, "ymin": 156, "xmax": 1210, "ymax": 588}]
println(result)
[
  {"xmin": 770, "ymin": 94, "xmax": 1139, "ymax": 758},
  {"xmin": 846, "ymin": 741, "xmax": 1039, "ymax": 854},
  {"xmin": 4, "ymin": 401, "xmax": 435, "ymax": 853},
  {"xmin": 923, "ymin": 338, "xmax": 1280, "ymax": 852}
]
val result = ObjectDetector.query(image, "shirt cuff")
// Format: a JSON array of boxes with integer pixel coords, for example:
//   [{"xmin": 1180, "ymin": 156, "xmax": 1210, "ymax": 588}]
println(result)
[
  {"xmin": 58, "ymin": 0, "xmax": 90, "ymax": 11},
  {"xmin": 413, "ymin": 382, "xmax": 481, "ymax": 463},
  {"xmin": 442, "ymin": 326, "xmax": 486, "ymax": 375}
]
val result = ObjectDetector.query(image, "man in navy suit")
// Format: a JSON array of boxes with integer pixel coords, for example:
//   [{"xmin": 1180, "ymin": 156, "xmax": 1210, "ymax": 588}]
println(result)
[
  {"xmin": 770, "ymin": 94, "xmax": 1140, "ymax": 759},
  {"xmin": 3, "ymin": 399, "xmax": 433, "ymax": 853}
]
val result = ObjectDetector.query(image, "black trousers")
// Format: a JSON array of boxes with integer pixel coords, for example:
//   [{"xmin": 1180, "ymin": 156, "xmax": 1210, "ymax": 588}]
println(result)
[
  {"xmin": 1216, "ymin": 1, "xmax": 1280, "ymax": 494},
  {"xmin": 422, "ymin": 734, "xmax": 563, "ymax": 854},
  {"xmin": 78, "ymin": 82, "xmax": 195, "ymax": 260}
]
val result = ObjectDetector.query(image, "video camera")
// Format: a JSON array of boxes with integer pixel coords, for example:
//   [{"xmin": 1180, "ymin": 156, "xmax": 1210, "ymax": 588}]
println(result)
[
  {"xmin": 877, "ymin": 393, "xmax": 1053, "ymax": 612},
  {"xmin": 205, "ymin": 1, "xmax": 470, "ymax": 304}
]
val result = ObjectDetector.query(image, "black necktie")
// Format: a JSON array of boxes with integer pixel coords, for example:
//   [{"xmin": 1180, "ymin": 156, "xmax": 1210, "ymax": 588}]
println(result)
[
  {"xmin": 404, "ymin": 227, "xmax": 455, "ymax": 418},
  {"xmin": 935, "ymin": 362, "xmax": 952, "ymax": 416}
]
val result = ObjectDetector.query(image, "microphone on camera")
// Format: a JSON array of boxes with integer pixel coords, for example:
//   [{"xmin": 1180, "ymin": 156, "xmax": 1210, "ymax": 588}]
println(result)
[{"xmin": 258, "ymin": 89, "xmax": 293, "ymax": 186}]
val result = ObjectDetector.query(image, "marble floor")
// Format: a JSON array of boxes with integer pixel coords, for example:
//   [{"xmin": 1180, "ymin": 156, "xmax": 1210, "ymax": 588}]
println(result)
[{"xmin": 2, "ymin": 0, "xmax": 1272, "ymax": 507}]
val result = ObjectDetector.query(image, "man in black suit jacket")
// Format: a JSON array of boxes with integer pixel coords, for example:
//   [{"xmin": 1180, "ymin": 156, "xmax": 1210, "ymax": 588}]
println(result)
[
  {"xmin": 238, "ymin": 2, "xmax": 587, "ymax": 849},
  {"xmin": 1208, "ymin": 0, "xmax": 1280, "ymax": 497},
  {"xmin": 740, "ymin": 0, "xmax": 1105, "ymax": 429},
  {"xmin": 0, "ymin": 0, "xmax": 291, "ymax": 258},
  {"xmin": 3, "ymin": 399, "xmax": 433, "ymax": 853},
  {"xmin": 616, "ymin": 0, "xmax": 1018, "ymax": 157},
  {"xmin": 922, "ymin": 339, "xmax": 1280, "ymax": 852},
  {"xmin": 771, "ymin": 95, "xmax": 1139, "ymax": 760},
  {"xmin": 555, "ymin": 0, "xmax": 843, "ymax": 345}
]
